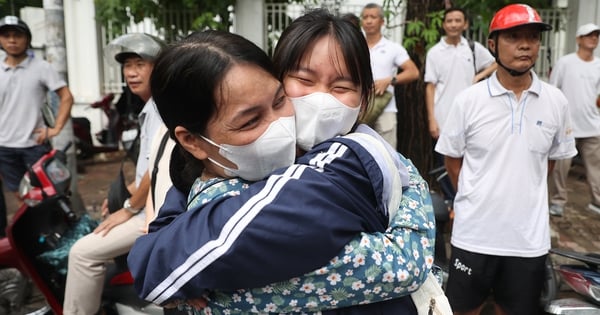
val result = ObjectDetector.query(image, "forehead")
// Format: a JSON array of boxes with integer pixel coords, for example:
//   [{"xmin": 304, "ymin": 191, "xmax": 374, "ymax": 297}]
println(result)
[
  {"xmin": 444, "ymin": 10, "xmax": 465, "ymax": 21},
  {"xmin": 361, "ymin": 8, "xmax": 381, "ymax": 17},
  {"xmin": 217, "ymin": 63, "xmax": 279, "ymax": 109},
  {"xmin": 123, "ymin": 56, "xmax": 150, "ymax": 64},
  {"xmin": 499, "ymin": 24, "xmax": 542, "ymax": 36},
  {"xmin": 0, "ymin": 27, "xmax": 26, "ymax": 36},
  {"xmin": 301, "ymin": 36, "xmax": 348, "ymax": 74}
]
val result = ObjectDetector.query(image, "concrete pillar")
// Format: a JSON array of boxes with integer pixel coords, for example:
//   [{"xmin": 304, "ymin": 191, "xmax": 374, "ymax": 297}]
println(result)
[
  {"xmin": 43, "ymin": 0, "xmax": 85, "ymax": 212},
  {"xmin": 234, "ymin": 0, "xmax": 265, "ymax": 50}
]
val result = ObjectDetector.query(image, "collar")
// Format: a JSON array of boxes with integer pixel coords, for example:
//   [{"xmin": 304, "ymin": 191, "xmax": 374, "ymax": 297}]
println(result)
[
  {"xmin": 1, "ymin": 54, "xmax": 32, "ymax": 71},
  {"xmin": 440, "ymin": 36, "xmax": 468, "ymax": 48},
  {"xmin": 487, "ymin": 70, "xmax": 542, "ymax": 97},
  {"xmin": 370, "ymin": 36, "xmax": 389, "ymax": 49}
]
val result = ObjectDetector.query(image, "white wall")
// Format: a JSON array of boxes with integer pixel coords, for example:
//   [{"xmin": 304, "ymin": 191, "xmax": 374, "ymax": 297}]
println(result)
[
  {"xmin": 570, "ymin": 0, "xmax": 600, "ymax": 57},
  {"xmin": 234, "ymin": 0, "xmax": 265, "ymax": 49},
  {"xmin": 63, "ymin": 0, "xmax": 105, "ymax": 145}
]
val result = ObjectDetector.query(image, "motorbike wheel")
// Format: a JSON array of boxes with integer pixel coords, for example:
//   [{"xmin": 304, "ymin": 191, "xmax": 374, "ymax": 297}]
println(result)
[
  {"xmin": 0, "ymin": 268, "xmax": 32, "ymax": 314},
  {"xmin": 539, "ymin": 255, "xmax": 558, "ymax": 309}
]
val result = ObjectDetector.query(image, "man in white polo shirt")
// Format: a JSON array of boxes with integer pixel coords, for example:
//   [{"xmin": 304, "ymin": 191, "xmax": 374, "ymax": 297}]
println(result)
[
  {"xmin": 361, "ymin": 3, "xmax": 419, "ymax": 149},
  {"xmin": 435, "ymin": 4, "xmax": 576, "ymax": 314},
  {"xmin": 548, "ymin": 23, "xmax": 600, "ymax": 217},
  {"xmin": 424, "ymin": 7, "xmax": 496, "ymax": 202}
]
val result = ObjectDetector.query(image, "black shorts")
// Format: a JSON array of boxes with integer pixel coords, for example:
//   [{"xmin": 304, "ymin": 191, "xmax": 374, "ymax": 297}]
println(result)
[{"xmin": 445, "ymin": 246, "xmax": 546, "ymax": 315}]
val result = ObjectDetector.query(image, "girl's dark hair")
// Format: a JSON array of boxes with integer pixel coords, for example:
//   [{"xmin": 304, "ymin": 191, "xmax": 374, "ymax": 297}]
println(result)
[
  {"xmin": 151, "ymin": 30, "xmax": 276, "ymax": 192},
  {"xmin": 272, "ymin": 9, "xmax": 373, "ymax": 109}
]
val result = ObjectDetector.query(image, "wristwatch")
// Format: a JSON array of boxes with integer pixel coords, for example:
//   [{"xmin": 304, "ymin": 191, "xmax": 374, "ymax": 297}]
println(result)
[
  {"xmin": 123, "ymin": 198, "xmax": 142, "ymax": 214},
  {"xmin": 390, "ymin": 76, "xmax": 398, "ymax": 86}
]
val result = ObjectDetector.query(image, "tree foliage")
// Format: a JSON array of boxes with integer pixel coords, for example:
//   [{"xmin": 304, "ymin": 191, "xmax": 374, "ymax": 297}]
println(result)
[
  {"xmin": 94, "ymin": 0, "xmax": 236, "ymax": 40},
  {"xmin": 0, "ymin": 0, "xmax": 42, "ymax": 18}
]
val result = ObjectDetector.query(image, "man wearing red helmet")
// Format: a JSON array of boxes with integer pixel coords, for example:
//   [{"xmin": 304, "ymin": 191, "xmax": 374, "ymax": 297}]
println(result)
[{"xmin": 435, "ymin": 4, "xmax": 577, "ymax": 314}]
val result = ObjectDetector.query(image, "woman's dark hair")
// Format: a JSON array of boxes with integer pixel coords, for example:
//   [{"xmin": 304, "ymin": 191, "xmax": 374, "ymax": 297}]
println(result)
[
  {"xmin": 273, "ymin": 9, "xmax": 373, "ymax": 109},
  {"xmin": 151, "ymin": 30, "xmax": 276, "ymax": 191}
]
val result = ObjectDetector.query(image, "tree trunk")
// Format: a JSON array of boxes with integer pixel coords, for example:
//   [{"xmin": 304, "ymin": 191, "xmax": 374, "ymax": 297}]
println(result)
[{"xmin": 395, "ymin": 0, "xmax": 444, "ymax": 186}]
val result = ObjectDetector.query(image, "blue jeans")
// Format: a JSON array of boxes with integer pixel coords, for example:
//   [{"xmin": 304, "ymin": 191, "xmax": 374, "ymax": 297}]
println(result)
[{"xmin": 0, "ymin": 144, "xmax": 51, "ymax": 191}]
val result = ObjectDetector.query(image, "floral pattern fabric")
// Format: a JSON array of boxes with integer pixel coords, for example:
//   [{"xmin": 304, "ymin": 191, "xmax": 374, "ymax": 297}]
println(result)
[{"xmin": 183, "ymin": 155, "xmax": 435, "ymax": 315}]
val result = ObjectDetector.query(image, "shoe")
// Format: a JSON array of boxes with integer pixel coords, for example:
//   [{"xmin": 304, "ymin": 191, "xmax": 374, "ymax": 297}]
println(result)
[
  {"xmin": 549, "ymin": 204, "xmax": 564, "ymax": 217},
  {"xmin": 588, "ymin": 203, "xmax": 600, "ymax": 215}
]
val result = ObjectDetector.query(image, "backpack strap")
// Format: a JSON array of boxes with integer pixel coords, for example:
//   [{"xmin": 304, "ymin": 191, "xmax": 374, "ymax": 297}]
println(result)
[
  {"xmin": 151, "ymin": 131, "xmax": 170, "ymax": 210},
  {"xmin": 468, "ymin": 38, "xmax": 476, "ymax": 73}
]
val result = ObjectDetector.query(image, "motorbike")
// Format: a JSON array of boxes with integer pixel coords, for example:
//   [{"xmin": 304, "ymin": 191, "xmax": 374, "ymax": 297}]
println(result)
[
  {"xmin": 72, "ymin": 91, "xmax": 141, "ymax": 162},
  {"xmin": 544, "ymin": 248, "xmax": 600, "ymax": 314},
  {"xmin": 0, "ymin": 145, "xmax": 165, "ymax": 314}
]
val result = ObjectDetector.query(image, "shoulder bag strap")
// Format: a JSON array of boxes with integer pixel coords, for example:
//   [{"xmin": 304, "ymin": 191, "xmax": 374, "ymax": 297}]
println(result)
[{"xmin": 151, "ymin": 131, "xmax": 170, "ymax": 210}]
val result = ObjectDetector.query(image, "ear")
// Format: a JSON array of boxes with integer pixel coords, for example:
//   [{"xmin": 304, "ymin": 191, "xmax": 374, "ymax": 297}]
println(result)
[
  {"xmin": 174, "ymin": 126, "xmax": 208, "ymax": 161},
  {"xmin": 488, "ymin": 38, "xmax": 496, "ymax": 54}
]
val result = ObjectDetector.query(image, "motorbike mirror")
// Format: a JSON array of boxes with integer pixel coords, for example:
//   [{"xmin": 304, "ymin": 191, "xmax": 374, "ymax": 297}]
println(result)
[{"xmin": 27, "ymin": 166, "xmax": 42, "ymax": 187}]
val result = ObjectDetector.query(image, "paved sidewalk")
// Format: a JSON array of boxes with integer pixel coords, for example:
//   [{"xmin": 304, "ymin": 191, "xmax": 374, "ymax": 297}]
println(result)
[{"xmin": 549, "ymin": 163, "xmax": 600, "ymax": 253}]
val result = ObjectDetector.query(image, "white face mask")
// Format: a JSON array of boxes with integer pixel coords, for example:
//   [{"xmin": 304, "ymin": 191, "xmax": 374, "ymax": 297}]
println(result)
[
  {"xmin": 291, "ymin": 92, "xmax": 361, "ymax": 151},
  {"xmin": 201, "ymin": 116, "xmax": 296, "ymax": 181}
]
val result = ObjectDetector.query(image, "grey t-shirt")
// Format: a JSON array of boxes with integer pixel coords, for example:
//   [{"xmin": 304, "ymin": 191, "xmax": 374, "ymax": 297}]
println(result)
[{"xmin": 0, "ymin": 54, "xmax": 66, "ymax": 147}]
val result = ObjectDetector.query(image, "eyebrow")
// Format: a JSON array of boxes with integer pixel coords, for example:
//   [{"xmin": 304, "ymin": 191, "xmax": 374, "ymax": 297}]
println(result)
[{"xmin": 227, "ymin": 83, "xmax": 284, "ymax": 123}]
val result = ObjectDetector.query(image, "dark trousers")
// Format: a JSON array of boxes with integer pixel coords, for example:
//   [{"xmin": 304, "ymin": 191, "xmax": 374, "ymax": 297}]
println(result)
[{"xmin": 0, "ymin": 179, "xmax": 6, "ymax": 237}]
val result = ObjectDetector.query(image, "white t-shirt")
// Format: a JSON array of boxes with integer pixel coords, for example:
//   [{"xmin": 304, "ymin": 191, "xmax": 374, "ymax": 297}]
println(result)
[
  {"xmin": 147, "ymin": 124, "xmax": 175, "ymax": 218},
  {"xmin": 0, "ymin": 55, "xmax": 66, "ymax": 147},
  {"xmin": 549, "ymin": 53, "xmax": 600, "ymax": 138},
  {"xmin": 435, "ymin": 71, "xmax": 577, "ymax": 257},
  {"xmin": 424, "ymin": 36, "xmax": 495, "ymax": 130},
  {"xmin": 136, "ymin": 98, "xmax": 164, "ymax": 187},
  {"xmin": 369, "ymin": 37, "xmax": 410, "ymax": 113}
]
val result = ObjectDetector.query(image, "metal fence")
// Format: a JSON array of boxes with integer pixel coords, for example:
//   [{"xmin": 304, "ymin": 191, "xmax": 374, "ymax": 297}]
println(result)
[
  {"xmin": 101, "ymin": 4, "xmax": 569, "ymax": 95},
  {"xmin": 264, "ymin": 2, "xmax": 406, "ymax": 56},
  {"xmin": 100, "ymin": 7, "xmax": 201, "ymax": 95}
]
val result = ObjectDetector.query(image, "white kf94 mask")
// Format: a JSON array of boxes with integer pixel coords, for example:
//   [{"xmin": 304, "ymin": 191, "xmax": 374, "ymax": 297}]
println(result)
[
  {"xmin": 201, "ymin": 115, "xmax": 296, "ymax": 181},
  {"xmin": 291, "ymin": 92, "xmax": 360, "ymax": 151}
]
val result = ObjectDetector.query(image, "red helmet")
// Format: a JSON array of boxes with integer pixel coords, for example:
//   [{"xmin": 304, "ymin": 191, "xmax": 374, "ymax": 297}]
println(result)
[{"xmin": 489, "ymin": 4, "xmax": 551, "ymax": 37}]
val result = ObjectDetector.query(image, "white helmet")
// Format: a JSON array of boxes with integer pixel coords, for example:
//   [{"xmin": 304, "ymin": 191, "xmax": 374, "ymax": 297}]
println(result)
[{"xmin": 105, "ymin": 33, "xmax": 165, "ymax": 64}]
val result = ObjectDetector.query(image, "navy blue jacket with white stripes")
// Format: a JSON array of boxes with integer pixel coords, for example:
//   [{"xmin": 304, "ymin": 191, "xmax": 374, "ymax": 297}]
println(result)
[{"xmin": 128, "ymin": 135, "xmax": 406, "ymax": 307}]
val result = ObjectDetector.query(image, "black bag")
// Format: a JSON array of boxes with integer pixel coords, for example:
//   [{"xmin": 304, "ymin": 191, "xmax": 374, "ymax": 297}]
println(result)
[{"xmin": 107, "ymin": 161, "xmax": 131, "ymax": 213}]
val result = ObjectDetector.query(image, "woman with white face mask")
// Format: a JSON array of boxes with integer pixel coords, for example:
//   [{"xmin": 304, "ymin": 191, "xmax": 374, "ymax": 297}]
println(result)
[{"xmin": 129, "ymin": 14, "xmax": 435, "ymax": 315}]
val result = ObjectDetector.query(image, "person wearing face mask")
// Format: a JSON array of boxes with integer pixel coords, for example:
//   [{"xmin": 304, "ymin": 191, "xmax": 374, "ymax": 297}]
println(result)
[{"xmin": 128, "ymin": 14, "xmax": 437, "ymax": 314}]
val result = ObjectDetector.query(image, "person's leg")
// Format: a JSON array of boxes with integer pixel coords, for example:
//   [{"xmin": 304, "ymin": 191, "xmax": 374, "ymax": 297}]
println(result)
[
  {"xmin": 548, "ymin": 156, "xmax": 572, "ymax": 214},
  {"xmin": 579, "ymin": 136, "xmax": 600, "ymax": 208},
  {"xmin": 373, "ymin": 112, "xmax": 397, "ymax": 150},
  {"xmin": 0, "ymin": 147, "xmax": 28, "ymax": 192},
  {"xmin": 492, "ymin": 254, "xmax": 546, "ymax": 315},
  {"xmin": 0, "ymin": 147, "xmax": 30, "ymax": 233},
  {"xmin": 63, "ymin": 214, "xmax": 145, "ymax": 315},
  {"xmin": 445, "ymin": 246, "xmax": 496, "ymax": 314},
  {"xmin": 0, "ymin": 179, "xmax": 6, "ymax": 237}
]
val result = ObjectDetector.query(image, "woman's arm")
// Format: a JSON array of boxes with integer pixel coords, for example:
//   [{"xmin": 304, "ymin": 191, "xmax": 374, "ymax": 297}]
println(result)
[
  {"xmin": 129, "ymin": 137, "xmax": 393, "ymax": 306},
  {"xmin": 200, "ymin": 156, "xmax": 435, "ymax": 314}
]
